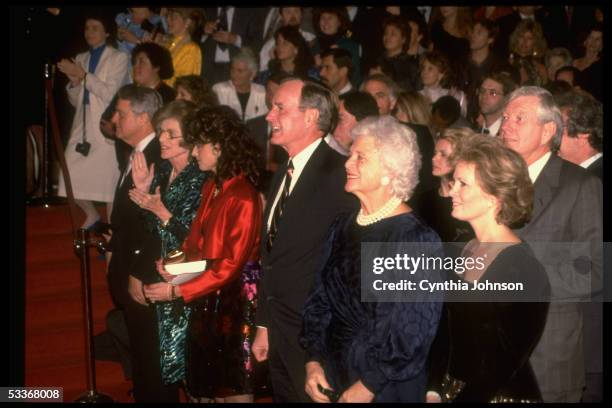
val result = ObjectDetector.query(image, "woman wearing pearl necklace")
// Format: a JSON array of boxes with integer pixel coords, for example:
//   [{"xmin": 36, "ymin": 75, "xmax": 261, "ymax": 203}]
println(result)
[{"xmin": 300, "ymin": 115, "xmax": 443, "ymax": 402}]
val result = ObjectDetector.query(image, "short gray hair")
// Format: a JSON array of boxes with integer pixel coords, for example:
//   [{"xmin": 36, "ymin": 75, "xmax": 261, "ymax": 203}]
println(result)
[
  {"xmin": 231, "ymin": 47, "xmax": 258, "ymax": 76},
  {"xmin": 505, "ymin": 86, "xmax": 563, "ymax": 151},
  {"xmin": 117, "ymin": 84, "xmax": 162, "ymax": 121},
  {"xmin": 298, "ymin": 80, "xmax": 339, "ymax": 134},
  {"xmin": 351, "ymin": 115, "xmax": 421, "ymax": 201}
]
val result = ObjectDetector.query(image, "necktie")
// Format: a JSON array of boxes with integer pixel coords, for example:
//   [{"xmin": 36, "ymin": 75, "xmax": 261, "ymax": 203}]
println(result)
[
  {"xmin": 120, "ymin": 150, "xmax": 136, "ymax": 186},
  {"xmin": 267, "ymin": 160, "xmax": 294, "ymax": 252},
  {"xmin": 217, "ymin": 7, "xmax": 229, "ymax": 51}
]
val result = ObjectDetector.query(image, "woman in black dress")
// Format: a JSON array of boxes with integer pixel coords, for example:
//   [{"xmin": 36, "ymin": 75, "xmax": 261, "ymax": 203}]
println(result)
[
  {"xmin": 427, "ymin": 135, "xmax": 550, "ymax": 402},
  {"xmin": 300, "ymin": 116, "xmax": 443, "ymax": 402}
]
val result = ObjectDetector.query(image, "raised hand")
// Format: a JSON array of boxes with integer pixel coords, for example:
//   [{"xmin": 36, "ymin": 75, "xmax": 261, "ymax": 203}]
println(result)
[{"xmin": 130, "ymin": 151, "xmax": 155, "ymax": 192}]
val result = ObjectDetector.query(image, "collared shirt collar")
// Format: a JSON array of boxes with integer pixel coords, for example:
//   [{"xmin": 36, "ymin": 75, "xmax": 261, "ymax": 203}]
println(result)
[
  {"xmin": 580, "ymin": 152, "xmax": 603, "ymax": 169},
  {"xmin": 528, "ymin": 151, "xmax": 552, "ymax": 183},
  {"xmin": 134, "ymin": 132, "xmax": 157, "ymax": 153},
  {"xmin": 288, "ymin": 138, "xmax": 322, "ymax": 192},
  {"xmin": 482, "ymin": 116, "xmax": 502, "ymax": 136},
  {"xmin": 338, "ymin": 82, "xmax": 353, "ymax": 95}
]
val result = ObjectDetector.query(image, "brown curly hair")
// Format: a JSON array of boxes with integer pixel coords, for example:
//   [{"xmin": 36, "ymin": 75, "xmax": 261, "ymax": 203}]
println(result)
[
  {"xmin": 455, "ymin": 135, "xmax": 533, "ymax": 228},
  {"xmin": 183, "ymin": 105, "xmax": 262, "ymax": 188}
]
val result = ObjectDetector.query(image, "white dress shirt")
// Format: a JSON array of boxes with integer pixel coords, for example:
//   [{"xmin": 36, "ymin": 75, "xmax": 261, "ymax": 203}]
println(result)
[
  {"xmin": 481, "ymin": 116, "xmax": 502, "ymax": 137},
  {"xmin": 528, "ymin": 151, "xmax": 552, "ymax": 183}
]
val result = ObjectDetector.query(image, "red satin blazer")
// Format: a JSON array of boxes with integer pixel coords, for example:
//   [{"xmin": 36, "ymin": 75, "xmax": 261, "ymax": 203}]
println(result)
[{"xmin": 179, "ymin": 175, "xmax": 262, "ymax": 303}]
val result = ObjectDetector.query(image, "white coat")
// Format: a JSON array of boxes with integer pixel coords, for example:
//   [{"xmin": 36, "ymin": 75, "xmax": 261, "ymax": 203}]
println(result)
[
  {"xmin": 58, "ymin": 46, "xmax": 129, "ymax": 203},
  {"xmin": 212, "ymin": 80, "xmax": 268, "ymax": 122}
]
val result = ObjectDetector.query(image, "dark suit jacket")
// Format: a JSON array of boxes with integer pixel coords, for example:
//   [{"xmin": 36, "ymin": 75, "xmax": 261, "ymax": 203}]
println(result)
[
  {"xmin": 256, "ymin": 140, "xmax": 357, "ymax": 370},
  {"xmin": 516, "ymin": 154, "xmax": 602, "ymax": 399},
  {"xmin": 107, "ymin": 137, "xmax": 163, "ymax": 306},
  {"xmin": 202, "ymin": 7, "xmax": 266, "ymax": 83}
]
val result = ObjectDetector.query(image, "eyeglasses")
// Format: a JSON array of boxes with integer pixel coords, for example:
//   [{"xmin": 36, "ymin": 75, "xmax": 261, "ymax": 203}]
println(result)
[
  {"xmin": 157, "ymin": 129, "xmax": 183, "ymax": 140},
  {"xmin": 478, "ymin": 87, "xmax": 503, "ymax": 97}
]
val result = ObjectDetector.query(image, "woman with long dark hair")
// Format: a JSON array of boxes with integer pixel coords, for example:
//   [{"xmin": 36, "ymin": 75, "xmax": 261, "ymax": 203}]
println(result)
[{"xmin": 257, "ymin": 25, "xmax": 317, "ymax": 85}]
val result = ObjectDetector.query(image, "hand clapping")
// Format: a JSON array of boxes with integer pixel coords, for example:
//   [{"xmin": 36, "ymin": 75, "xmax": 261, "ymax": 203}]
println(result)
[{"xmin": 57, "ymin": 58, "xmax": 85, "ymax": 84}]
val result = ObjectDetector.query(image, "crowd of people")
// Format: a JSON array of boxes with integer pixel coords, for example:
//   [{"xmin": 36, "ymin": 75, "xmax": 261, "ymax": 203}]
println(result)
[{"xmin": 45, "ymin": 6, "xmax": 603, "ymax": 403}]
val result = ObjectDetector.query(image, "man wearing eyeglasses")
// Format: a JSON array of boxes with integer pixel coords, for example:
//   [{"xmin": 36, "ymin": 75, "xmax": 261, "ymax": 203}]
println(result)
[{"xmin": 476, "ymin": 71, "xmax": 517, "ymax": 136}]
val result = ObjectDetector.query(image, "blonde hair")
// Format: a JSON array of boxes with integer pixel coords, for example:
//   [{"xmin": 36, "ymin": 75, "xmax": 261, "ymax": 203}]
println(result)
[
  {"xmin": 509, "ymin": 19, "xmax": 548, "ymax": 58},
  {"xmin": 394, "ymin": 91, "xmax": 432, "ymax": 130}
]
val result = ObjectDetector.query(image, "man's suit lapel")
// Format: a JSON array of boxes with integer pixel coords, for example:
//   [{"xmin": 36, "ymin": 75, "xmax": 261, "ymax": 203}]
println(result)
[
  {"xmin": 261, "ymin": 159, "xmax": 289, "ymax": 257},
  {"xmin": 530, "ymin": 155, "xmax": 562, "ymax": 225},
  {"xmin": 284, "ymin": 140, "xmax": 328, "ymax": 207},
  {"xmin": 261, "ymin": 140, "xmax": 330, "ymax": 258}
]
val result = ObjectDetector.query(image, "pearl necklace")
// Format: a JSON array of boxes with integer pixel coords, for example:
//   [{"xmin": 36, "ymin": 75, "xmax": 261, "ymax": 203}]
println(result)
[{"xmin": 356, "ymin": 196, "xmax": 403, "ymax": 226}]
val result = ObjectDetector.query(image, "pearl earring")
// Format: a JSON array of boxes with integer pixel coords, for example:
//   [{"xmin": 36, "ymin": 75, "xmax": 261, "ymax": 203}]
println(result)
[{"xmin": 381, "ymin": 176, "xmax": 390, "ymax": 186}]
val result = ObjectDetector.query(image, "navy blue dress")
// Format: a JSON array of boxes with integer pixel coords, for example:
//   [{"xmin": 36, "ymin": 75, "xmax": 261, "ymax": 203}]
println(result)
[{"xmin": 300, "ymin": 211, "xmax": 443, "ymax": 402}]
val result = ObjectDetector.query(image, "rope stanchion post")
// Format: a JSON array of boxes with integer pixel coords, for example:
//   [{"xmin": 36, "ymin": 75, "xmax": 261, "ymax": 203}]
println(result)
[
  {"xmin": 73, "ymin": 228, "xmax": 113, "ymax": 403},
  {"xmin": 27, "ymin": 62, "xmax": 67, "ymax": 208}
]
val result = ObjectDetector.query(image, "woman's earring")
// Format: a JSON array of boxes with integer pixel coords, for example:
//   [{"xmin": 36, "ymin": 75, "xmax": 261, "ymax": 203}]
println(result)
[{"xmin": 381, "ymin": 175, "xmax": 390, "ymax": 186}]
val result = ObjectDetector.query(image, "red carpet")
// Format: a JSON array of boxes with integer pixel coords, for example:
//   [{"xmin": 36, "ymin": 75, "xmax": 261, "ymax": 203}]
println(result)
[
  {"xmin": 25, "ymin": 203, "xmax": 272, "ymax": 403},
  {"xmin": 25, "ymin": 203, "xmax": 133, "ymax": 402}
]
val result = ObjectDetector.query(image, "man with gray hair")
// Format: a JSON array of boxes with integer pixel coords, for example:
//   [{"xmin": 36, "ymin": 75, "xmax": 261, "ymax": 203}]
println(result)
[
  {"xmin": 213, "ymin": 47, "xmax": 268, "ymax": 122},
  {"xmin": 500, "ymin": 86, "xmax": 602, "ymax": 402},
  {"xmin": 106, "ymin": 84, "xmax": 173, "ymax": 402},
  {"xmin": 252, "ymin": 78, "xmax": 357, "ymax": 402},
  {"xmin": 360, "ymin": 73, "xmax": 400, "ymax": 116}
]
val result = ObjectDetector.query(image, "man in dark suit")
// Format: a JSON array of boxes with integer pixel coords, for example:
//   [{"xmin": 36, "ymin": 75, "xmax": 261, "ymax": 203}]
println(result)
[
  {"xmin": 554, "ymin": 89, "xmax": 603, "ymax": 401},
  {"xmin": 106, "ymin": 85, "xmax": 176, "ymax": 402},
  {"xmin": 556, "ymin": 89, "xmax": 603, "ymax": 180},
  {"xmin": 500, "ymin": 86, "xmax": 602, "ymax": 402},
  {"xmin": 201, "ymin": 6, "xmax": 267, "ymax": 85},
  {"xmin": 252, "ymin": 78, "xmax": 357, "ymax": 402}
]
